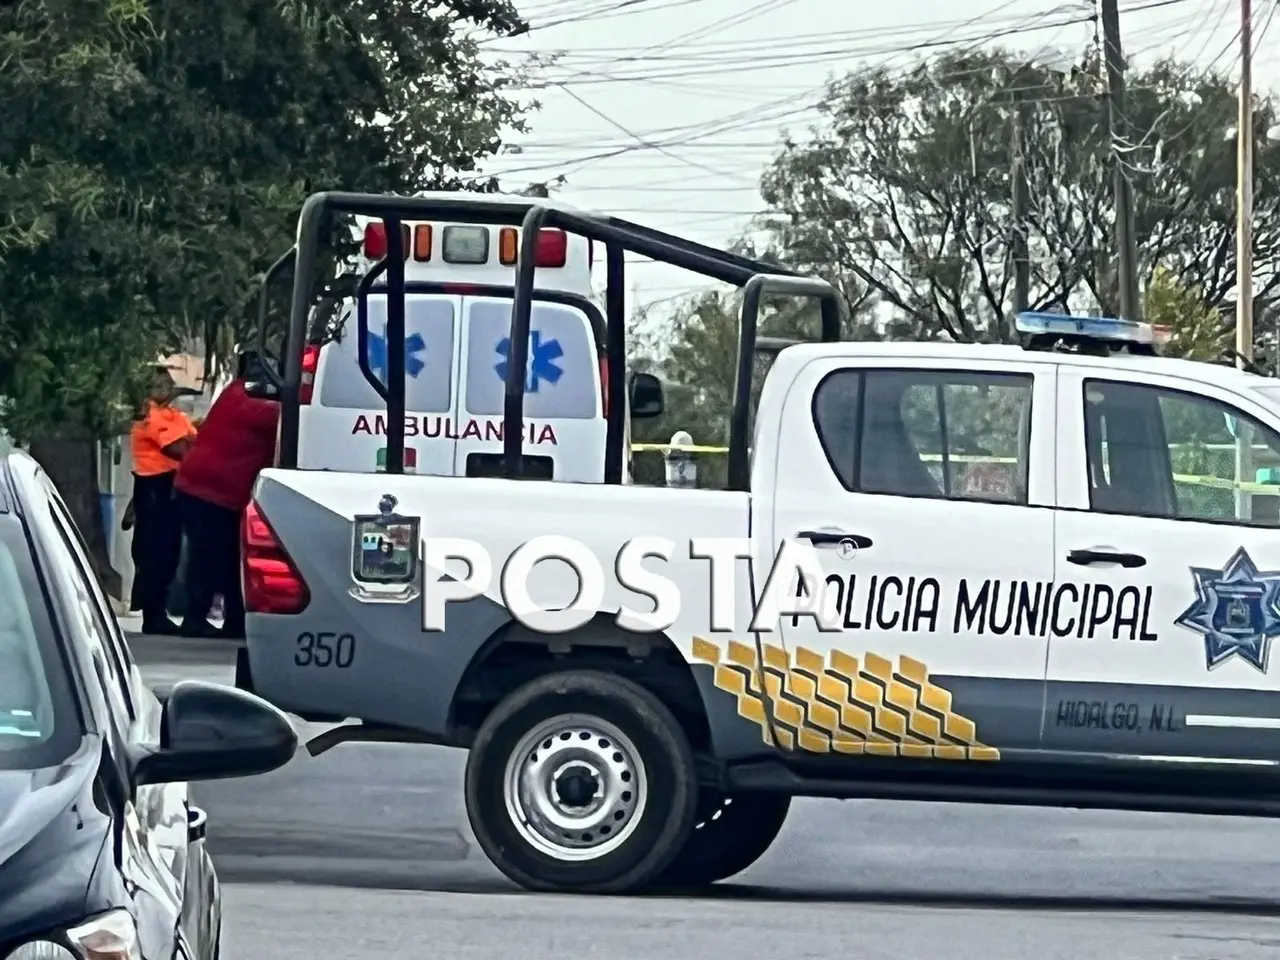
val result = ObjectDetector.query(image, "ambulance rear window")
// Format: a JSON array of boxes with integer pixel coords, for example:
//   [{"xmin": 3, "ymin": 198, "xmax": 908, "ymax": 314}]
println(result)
[
  {"xmin": 319, "ymin": 296, "xmax": 455, "ymax": 412},
  {"xmin": 464, "ymin": 300, "xmax": 599, "ymax": 420}
]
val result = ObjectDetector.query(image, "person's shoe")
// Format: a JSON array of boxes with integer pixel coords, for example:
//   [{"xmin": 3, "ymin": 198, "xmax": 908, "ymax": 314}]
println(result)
[
  {"xmin": 180, "ymin": 619, "xmax": 224, "ymax": 639},
  {"xmin": 141, "ymin": 616, "xmax": 182, "ymax": 636}
]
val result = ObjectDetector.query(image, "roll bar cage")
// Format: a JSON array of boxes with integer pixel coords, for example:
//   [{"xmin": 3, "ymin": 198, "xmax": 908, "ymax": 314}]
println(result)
[
  {"xmin": 255, "ymin": 247, "xmax": 296, "ymax": 369},
  {"xmin": 265, "ymin": 191, "xmax": 845, "ymax": 491}
]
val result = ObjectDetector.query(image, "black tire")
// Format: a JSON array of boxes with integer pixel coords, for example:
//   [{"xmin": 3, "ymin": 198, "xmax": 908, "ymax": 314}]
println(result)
[
  {"xmin": 465, "ymin": 669, "xmax": 699, "ymax": 893},
  {"xmin": 656, "ymin": 791, "xmax": 791, "ymax": 887}
]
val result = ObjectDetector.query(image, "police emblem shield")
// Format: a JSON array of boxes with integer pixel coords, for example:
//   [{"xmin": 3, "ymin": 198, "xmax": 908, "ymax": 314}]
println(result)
[
  {"xmin": 350, "ymin": 493, "xmax": 420, "ymax": 603},
  {"xmin": 1176, "ymin": 546, "xmax": 1280, "ymax": 673}
]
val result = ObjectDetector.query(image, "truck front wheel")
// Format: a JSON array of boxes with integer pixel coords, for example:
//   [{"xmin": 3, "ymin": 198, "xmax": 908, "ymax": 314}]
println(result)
[
  {"xmin": 656, "ymin": 792, "xmax": 791, "ymax": 887},
  {"xmin": 464, "ymin": 669, "xmax": 699, "ymax": 893}
]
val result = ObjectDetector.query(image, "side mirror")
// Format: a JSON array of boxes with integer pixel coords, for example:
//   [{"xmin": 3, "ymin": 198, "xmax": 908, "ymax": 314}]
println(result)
[
  {"xmin": 628, "ymin": 372, "xmax": 664, "ymax": 420},
  {"xmin": 244, "ymin": 380, "xmax": 281, "ymax": 401},
  {"xmin": 129, "ymin": 681, "xmax": 297, "ymax": 786}
]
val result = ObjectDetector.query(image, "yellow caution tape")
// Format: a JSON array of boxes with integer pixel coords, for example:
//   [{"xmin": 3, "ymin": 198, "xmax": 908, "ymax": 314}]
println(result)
[
  {"xmin": 629, "ymin": 446, "xmax": 1280, "ymax": 494},
  {"xmin": 630, "ymin": 443, "xmax": 730, "ymax": 453},
  {"xmin": 1171, "ymin": 473, "xmax": 1280, "ymax": 494}
]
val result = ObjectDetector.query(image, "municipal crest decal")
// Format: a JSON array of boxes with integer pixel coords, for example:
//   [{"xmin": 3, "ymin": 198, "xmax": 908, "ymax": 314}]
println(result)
[
  {"xmin": 1175, "ymin": 546, "xmax": 1280, "ymax": 673},
  {"xmin": 349, "ymin": 493, "xmax": 420, "ymax": 603}
]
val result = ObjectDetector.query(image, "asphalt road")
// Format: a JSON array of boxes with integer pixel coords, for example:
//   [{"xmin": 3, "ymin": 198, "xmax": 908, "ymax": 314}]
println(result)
[{"xmin": 132, "ymin": 634, "xmax": 1280, "ymax": 958}]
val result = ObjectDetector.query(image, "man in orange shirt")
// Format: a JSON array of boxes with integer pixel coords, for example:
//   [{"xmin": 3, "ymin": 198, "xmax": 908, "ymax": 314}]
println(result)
[{"xmin": 128, "ymin": 367, "xmax": 197, "ymax": 634}]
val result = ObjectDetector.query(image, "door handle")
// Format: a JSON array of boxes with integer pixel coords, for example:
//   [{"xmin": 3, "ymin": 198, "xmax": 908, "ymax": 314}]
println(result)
[
  {"xmin": 1066, "ymin": 549, "xmax": 1146, "ymax": 569},
  {"xmin": 797, "ymin": 531, "xmax": 873, "ymax": 550}
]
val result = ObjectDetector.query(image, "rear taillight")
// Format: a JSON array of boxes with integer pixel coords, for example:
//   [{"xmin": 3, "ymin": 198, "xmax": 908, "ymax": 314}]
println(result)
[
  {"xmin": 599, "ymin": 356, "xmax": 609, "ymax": 418},
  {"xmin": 299, "ymin": 344, "xmax": 320, "ymax": 405},
  {"xmin": 242, "ymin": 501, "xmax": 310, "ymax": 615}
]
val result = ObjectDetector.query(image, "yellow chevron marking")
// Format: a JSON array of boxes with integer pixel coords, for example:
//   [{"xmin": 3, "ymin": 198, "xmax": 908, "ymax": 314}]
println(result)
[
  {"xmin": 726, "ymin": 640, "xmax": 757, "ymax": 670},
  {"xmin": 695, "ymin": 638, "xmax": 773, "ymax": 743},
  {"xmin": 691, "ymin": 636, "xmax": 720, "ymax": 664},
  {"xmin": 691, "ymin": 637, "xmax": 1000, "ymax": 761}
]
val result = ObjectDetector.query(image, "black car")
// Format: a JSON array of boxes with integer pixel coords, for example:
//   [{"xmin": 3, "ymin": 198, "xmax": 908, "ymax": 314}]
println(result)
[{"xmin": 0, "ymin": 452, "xmax": 297, "ymax": 959}]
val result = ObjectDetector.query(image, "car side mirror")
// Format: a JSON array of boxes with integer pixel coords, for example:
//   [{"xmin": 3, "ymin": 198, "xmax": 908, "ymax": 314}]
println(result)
[
  {"xmin": 628, "ymin": 372, "xmax": 664, "ymax": 419},
  {"xmin": 129, "ymin": 681, "xmax": 297, "ymax": 786},
  {"xmin": 244, "ymin": 380, "xmax": 281, "ymax": 401}
]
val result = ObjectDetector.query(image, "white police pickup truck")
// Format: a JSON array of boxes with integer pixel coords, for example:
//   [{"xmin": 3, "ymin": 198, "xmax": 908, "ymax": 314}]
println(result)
[{"xmin": 236, "ymin": 193, "xmax": 1280, "ymax": 894}]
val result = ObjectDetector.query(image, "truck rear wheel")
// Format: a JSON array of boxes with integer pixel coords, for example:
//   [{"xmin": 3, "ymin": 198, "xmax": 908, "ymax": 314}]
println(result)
[
  {"xmin": 464, "ymin": 669, "xmax": 699, "ymax": 893},
  {"xmin": 656, "ymin": 791, "xmax": 791, "ymax": 887}
]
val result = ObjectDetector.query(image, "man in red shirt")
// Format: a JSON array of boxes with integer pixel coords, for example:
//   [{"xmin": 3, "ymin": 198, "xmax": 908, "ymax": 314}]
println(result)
[{"xmin": 175, "ymin": 350, "xmax": 279, "ymax": 638}]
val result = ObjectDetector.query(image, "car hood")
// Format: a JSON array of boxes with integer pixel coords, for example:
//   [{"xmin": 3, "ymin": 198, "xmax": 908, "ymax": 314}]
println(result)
[{"xmin": 0, "ymin": 739, "xmax": 110, "ymax": 941}]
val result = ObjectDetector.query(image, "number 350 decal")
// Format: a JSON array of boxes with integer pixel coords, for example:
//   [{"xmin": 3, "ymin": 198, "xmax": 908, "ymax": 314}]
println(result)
[{"xmin": 295, "ymin": 632, "xmax": 356, "ymax": 668}]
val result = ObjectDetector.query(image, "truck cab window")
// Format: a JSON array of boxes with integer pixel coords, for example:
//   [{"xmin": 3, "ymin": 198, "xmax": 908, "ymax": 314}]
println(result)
[
  {"xmin": 833, "ymin": 369, "xmax": 1032, "ymax": 504},
  {"xmin": 1082, "ymin": 379, "xmax": 1280, "ymax": 526},
  {"xmin": 811, "ymin": 370, "xmax": 861, "ymax": 488}
]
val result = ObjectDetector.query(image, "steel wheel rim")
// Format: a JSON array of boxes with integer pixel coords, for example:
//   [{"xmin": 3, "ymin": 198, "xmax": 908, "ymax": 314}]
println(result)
[{"xmin": 502, "ymin": 713, "xmax": 648, "ymax": 862}]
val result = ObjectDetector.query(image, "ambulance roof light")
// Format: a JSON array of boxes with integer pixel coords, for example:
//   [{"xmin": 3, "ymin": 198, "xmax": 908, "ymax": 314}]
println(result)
[
  {"xmin": 1016, "ymin": 311, "xmax": 1157, "ymax": 353},
  {"xmin": 363, "ymin": 221, "xmax": 386, "ymax": 259},
  {"xmin": 535, "ymin": 228, "xmax": 567, "ymax": 268},
  {"xmin": 362, "ymin": 221, "xmax": 409, "ymax": 261}
]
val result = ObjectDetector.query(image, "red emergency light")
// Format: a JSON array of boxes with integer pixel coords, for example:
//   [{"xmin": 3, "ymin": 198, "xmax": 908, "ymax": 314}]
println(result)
[
  {"xmin": 497, "ymin": 227, "xmax": 569, "ymax": 268},
  {"xmin": 362, "ymin": 221, "xmax": 410, "ymax": 260},
  {"xmin": 366, "ymin": 221, "xmax": 569, "ymax": 267},
  {"xmin": 535, "ymin": 228, "xmax": 567, "ymax": 267}
]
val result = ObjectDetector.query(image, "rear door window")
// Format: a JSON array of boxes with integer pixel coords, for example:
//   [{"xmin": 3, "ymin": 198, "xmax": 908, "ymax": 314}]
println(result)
[
  {"xmin": 319, "ymin": 295, "xmax": 456, "ymax": 412},
  {"xmin": 464, "ymin": 300, "xmax": 599, "ymax": 420}
]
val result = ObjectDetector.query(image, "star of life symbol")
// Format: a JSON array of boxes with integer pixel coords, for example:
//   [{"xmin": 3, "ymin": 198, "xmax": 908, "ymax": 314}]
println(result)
[
  {"xmin": 367, "ymin": 330, "xmax": 427, "ymax": 383},
  {"xmin": 1175, "ymin": 546, "xmax": 1280, "ymax": 673},
  {"xmin": 494, "ymin": 331, "xmax": 564, "ymax": 393}
]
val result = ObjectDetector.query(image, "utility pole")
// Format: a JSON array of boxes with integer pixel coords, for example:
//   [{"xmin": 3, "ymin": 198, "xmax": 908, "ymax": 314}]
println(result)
[
  {"xmin": 1099, "ymin": 0, "xmax": 1142, "ymax": 321},
  {"xmin": 1235, "ymin": 0, "xmax": 1256, "ymax": 523},
  {"xmin": 1010, "ymin": 88, "xmax": 1031, "ymax": 318},
  {"xmin": 1237, "ymin": 0, "xmax": 1255, "ymax": 365}
]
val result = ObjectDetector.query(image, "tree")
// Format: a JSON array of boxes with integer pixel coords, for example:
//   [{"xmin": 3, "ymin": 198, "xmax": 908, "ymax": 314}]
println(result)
[
  {"xmin": 629, "ymin": 278, "xmax": 872, "ymax": 487},
  {"xmin": 1146, "ymin": 267, "xmax": 1230, "ymax": 362},
  {"xmin": 0, "ymin": 0, "xmax": 528, "ymax": 591},
  {"xmin": 760, "ymin": 48, "xmax": 1280, "ymax": 343}
]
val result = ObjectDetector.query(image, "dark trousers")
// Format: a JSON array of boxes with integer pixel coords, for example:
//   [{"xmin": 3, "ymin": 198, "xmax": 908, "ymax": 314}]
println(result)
[
  {"xmin": 130, "ymin": 471, "xmax": 182, "ymax": 624},
  {"xmin": 178, "ymin": 492, "xmax": 244, "ymax": 637}
]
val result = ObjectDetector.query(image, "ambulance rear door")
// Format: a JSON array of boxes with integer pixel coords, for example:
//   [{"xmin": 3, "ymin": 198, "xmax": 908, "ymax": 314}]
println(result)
[
  {"xmin": 302, "ymin": 292, "xmax": 462, "ymax": 474},
  {"xmin": 457, "ymin": 292, "xmax": 606, "ymax": 482}
]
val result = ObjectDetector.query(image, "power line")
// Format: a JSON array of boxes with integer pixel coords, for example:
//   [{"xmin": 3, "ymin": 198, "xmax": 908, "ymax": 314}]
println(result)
[
  {"xmin": 481, "ymin": 3, "xmax": 1106, "ymax": 184},
  {"xmin": 514, "ymin": 0, "xmax": 699, "ymax": 34}
]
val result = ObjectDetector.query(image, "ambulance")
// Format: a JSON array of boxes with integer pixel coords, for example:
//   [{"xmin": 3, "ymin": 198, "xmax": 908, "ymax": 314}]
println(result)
[{"xmin": 292, "ymin": 193, "xmax": 654, "ymax": 481}]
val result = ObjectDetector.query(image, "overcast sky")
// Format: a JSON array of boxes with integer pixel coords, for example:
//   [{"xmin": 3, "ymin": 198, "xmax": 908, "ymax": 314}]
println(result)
[{"xmin": 473, "ymin": 0, "xmax": 1275, "ymax": 309}]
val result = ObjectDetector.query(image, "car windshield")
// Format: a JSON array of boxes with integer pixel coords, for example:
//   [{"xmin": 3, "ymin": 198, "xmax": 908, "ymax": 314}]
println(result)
[{"xmin": 0, "ymin": 521, "xmax": 78, "ymax": 768}]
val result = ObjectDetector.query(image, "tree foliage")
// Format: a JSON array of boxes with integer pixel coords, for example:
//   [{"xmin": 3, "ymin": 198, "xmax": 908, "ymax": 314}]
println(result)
[
  {"xmin": 0, "ymin": 0, "xmax": 529, "ymax": 585},
  {"xmin": 759, "ymin": 47, "xmax": 1280, "ymax": 343},
  {"xmin": 1146, "ymin": 267, "xmax": 1230, "ymax": 363}
]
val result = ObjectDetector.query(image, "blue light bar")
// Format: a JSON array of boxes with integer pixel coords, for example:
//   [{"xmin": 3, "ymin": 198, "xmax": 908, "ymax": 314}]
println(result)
[{"xmin": 1016, "ymin": 311, "xmax": 1153, "ymax": 345}]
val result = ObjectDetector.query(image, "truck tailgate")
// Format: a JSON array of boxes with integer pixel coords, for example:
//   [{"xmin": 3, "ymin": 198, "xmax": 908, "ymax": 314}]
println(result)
[{"xmin": 251, "ymin": 469, "xmax": 751, "ymax": 623}]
